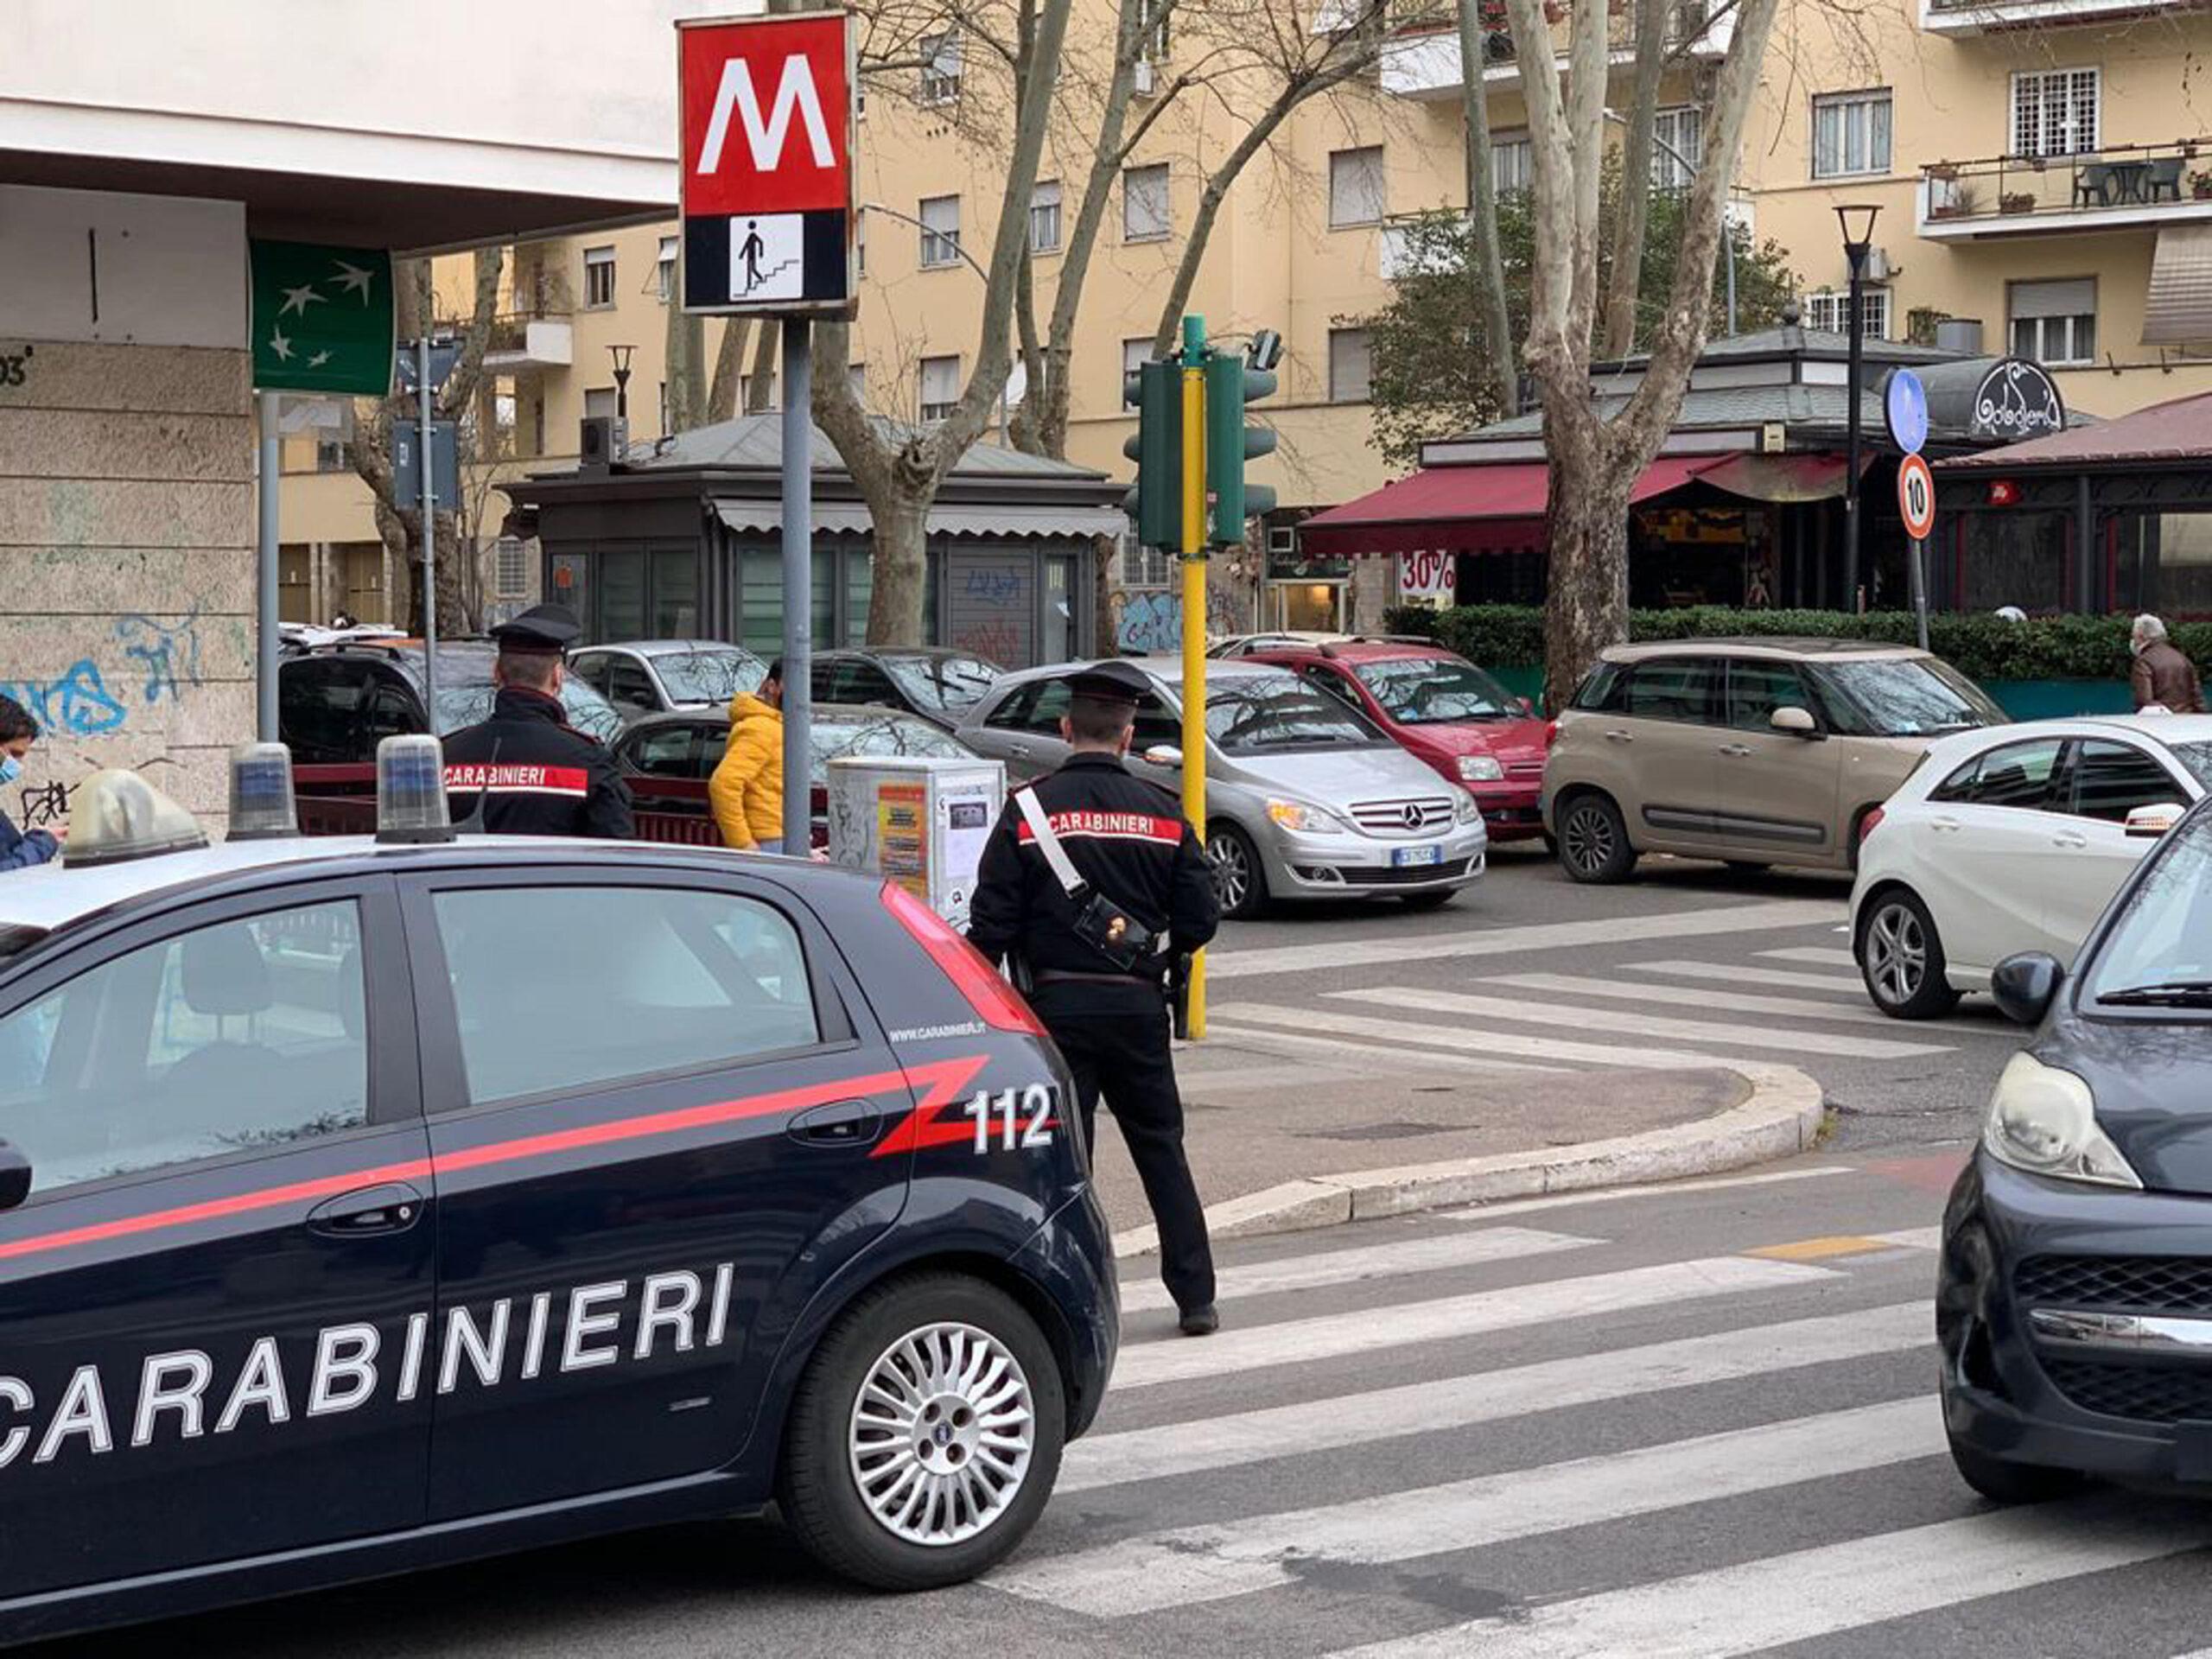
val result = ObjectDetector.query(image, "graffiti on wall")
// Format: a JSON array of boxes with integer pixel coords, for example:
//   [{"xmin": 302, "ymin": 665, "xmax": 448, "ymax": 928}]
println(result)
[
  {"xmin": 0, "ymin": 608, "xmax": 207, "ymax": 739},
  {"xmin": 115, "ymin": 607, "xmax": 204, "ymax": 706},
  {"xmin": 1110, "ymin": 586, "xmax": 1243, "ymax": 655},
  {"xmin": 0, "ymin": 661, "xmax": 129, "ymax": 736}
]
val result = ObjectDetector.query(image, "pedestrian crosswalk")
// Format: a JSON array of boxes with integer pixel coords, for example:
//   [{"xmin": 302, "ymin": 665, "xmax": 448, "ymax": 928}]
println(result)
[{"xmin": 987, "ymin": 1198, "xmax": 2212, "ymax": 1656}]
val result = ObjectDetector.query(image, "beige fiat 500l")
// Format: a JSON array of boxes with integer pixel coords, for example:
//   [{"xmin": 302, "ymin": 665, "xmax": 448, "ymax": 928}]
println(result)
[{"xmin": 1541, "ymin": 639, "xmax": 2011, "ymax": 883}]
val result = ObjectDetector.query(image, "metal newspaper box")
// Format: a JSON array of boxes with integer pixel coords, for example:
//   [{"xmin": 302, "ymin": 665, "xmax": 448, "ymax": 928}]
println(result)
[{"xmin": 825, "ymin": 753, "xmax": 1006, "ymax": 928}]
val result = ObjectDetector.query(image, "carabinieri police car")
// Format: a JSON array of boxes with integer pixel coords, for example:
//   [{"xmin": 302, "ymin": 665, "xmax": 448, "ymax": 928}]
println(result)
[{"xmin": 0, "ymin": 741, "xmax": 1115, "ymax": 1646}]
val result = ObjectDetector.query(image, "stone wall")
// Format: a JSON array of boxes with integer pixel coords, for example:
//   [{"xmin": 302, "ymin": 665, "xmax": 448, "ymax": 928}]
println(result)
[{"xmin": 0, "ymin": 338, "xmax": 255, "ymax": 831}]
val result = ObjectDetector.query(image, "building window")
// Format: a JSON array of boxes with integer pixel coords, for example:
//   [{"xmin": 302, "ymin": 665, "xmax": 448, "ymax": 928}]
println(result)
[
  {"xmin": 1812, "ymin": 90, "xmax": 1891, "ymax": 180},
  {"xmin": 920, "ymin": 32, "xmax": 962, "ymax": 105},
  {"xmin": 1329, "ymin": 327, "xmax": 1373, "ymax": 403},
  {"xmin": 1652, "ymin": 105, "xmax": 1703, "ymax": 190},
  {"xmin": 495, "ymin": 537, "xmax": 530, "ymax": 601},
  {"xmin": 494, "ymin": 392, "xmax": 517, "ymax": 448},
  {"xmin": 1123, "ymin": 163, "xmax": 1172, "ymax": 243},
  {"xmin": 1118, "ymin": 533, "xmax": 1173, "ymax": 588},
  {"xmin": 657, "ymin": 235, "xmax": 678, "ymax": 302},
  {"xmin": 584, "ymin": 386, "xmax": 619, "ymax": 420},
  {"xmin": 1329, "ymin": 146, "xmax": 1387, "ymax": 229},
  {"xmin": 1122, "ymin": 336, "xmax": 1156, "ymax": 384},
  {"xmin": 920, "ymin": 354, "xmax": 962, "ymax": 423},
  {"xmin": 1802, "ymin": 288, "xmax": 1891, "ymax": 339},
  {"xmin": 919, "ymin": 195, "xmax": 962, "ymax": 269},
  {"xmin": 1030, "ymin": 180, "xmax": 1064, "ymax": 255},
  {"xmin": 2010, "ymin": 278, "xmax": 2097, "ymax": 366},
  {"xmin": 582, "ymin": 245, "xmax": 616, "ymax": 309},
  {"xmin": 1140, "ymin": 0, "xmax": 1171, "ymax": 61},
  {"xmin": 2012, "ymin": 67, "xmax": 2099, "ymax": 160},
  {"xmin": 1492, "ymin": 130, "xmax": 1533, "ymax": 195},
  {"xmin": 857, "ymin": 210, "xmax": 867, "ymax": 276},
  {"xmin": 315, "ymin": 435, "xmax": 351, "ymax": 473}
]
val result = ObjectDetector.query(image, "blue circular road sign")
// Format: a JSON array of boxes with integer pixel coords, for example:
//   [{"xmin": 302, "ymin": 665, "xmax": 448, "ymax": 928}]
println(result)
[{"xmin": 1885, "ymin": 369, "xmax": 1929, "ymax": 456}]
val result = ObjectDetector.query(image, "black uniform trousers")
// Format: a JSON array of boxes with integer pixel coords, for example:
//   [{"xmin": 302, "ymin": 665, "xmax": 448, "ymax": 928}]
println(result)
[{"xmin": 1044, "ymin": 1004, "xmax": 1215, "ymax": 1314}]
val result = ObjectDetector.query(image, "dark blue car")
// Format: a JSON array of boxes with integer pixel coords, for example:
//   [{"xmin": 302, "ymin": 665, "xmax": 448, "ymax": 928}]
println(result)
[{"xmin": 0, "ymin": 822, "xmax": 1114, "ymax": 1645}]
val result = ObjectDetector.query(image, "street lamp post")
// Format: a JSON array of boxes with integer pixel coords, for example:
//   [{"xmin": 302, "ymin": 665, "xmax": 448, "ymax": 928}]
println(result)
[
  {"xmin": 607, "ymin": 343, "xmax": 636, "ymax": 421},
  {"xmin": 1836, "ymin": 204, "xmax": 1881, "ymax": 612}
]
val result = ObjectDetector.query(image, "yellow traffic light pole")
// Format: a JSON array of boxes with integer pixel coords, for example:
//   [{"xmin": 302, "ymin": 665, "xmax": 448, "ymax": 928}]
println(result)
[{"xmin": 1179, "ymin": 315, "xmax": 1208, "ymax": 1039}]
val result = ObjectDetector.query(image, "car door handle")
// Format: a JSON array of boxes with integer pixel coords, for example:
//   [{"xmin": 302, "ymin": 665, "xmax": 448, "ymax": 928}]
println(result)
[
  {"xmin": 1603, "ymin": 729, "xmax": 1633, "ymax": 744},
  {"xmin": 2053, "ymin": 830, "xmax": 2089, "ymax": 849},
  {"xmin": 306, "ymin": 1182, "xmax": 424, "ymax": 1238},
  {"xmin": 1931, "ymin": 817, "xmax": 1962, "ymax": 834},
  {"xmin": 1006, "ymin": 741, "xmax": 1032, "ymax": 757},
  {"xmin": 787, "ymin": 1100, "xmax": 883, "ymax": 1149},
  {"xmin": 1718, "ymin": 743, "xmax": 1753, "ymax": 758}
]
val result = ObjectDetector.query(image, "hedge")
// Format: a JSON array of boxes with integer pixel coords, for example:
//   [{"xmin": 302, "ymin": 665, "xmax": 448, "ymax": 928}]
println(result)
[{"xmin": 1378, "ymin": 606, "xmax": 2210, "ymax": 686}]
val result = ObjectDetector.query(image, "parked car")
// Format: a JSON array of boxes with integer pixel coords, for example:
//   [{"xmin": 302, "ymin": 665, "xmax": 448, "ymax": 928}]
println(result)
[
  {"xmin": 957, "ymin": 658, "xmax": 1487, "ymax": 917},
  {"xmin": 615, "ymin": 704, "xmax": 974, "ymax": 846},
  {"xmin": 1849, "ymin": 715, "xmax": 2210, "ymax": 1017},
  {"xmin": 1208, "ymin": 631, "xmax": 1352, "ymax": 659},
  {"xmin": 1938, "ymin": 795, "xmax": 2212, "ymax": 1505},
  {"xmin": 810, "ymin": 648, "xmax": 1005, "ymax": 732},
  {"xmin": 1542, "ymin": 639, "xmax": 2010, "ymax": 884},
  {"xmin": 1245, "ymin": 639, "xmax": 1551, "ymax": 841},
  {"xmin": 0, "ymin": 766, "xmax": 1112, "ymax": 1643},
  {"xmin": 279, "ymin": 640, "xmax": 624, "ymax": 764},
  {"xmin": 569, "ymin": 639, "xmax": 767, "ymax": 719}
]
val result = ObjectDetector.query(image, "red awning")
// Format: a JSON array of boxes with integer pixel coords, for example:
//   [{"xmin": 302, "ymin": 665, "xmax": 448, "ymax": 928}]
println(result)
[{"xmin": 1298, "ymin": 454, "xmax": 1731, "ymax": 557}]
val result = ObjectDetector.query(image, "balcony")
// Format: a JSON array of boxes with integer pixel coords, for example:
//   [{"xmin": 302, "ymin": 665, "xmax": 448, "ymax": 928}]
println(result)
[
  {"xmin": 1917, "ymin": 142, "xmax": 2212, "ymax": 240},
  {"xmin": 1380, "ymin": 0, "xmax": 1729, "ymax": 99},
  {"xmin": 1923, "ymin": 0, "xmax": 2194, "ymax": 35},
  {"xmin": 481, "ymin": 316, "xmax": 575, "ymax": 372}
]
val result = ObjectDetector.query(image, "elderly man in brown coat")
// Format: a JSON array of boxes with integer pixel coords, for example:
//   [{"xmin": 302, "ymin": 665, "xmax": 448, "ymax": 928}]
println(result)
[{"xmin": 2132, "ymin": 615, "xmax": 2205, "ymax": 713}]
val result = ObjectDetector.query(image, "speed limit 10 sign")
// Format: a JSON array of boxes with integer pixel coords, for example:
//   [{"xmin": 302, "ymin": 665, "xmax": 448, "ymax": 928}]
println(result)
[{"xmin": 1897, "ymin": 452, "xmax": 1936, "ymax": 541}]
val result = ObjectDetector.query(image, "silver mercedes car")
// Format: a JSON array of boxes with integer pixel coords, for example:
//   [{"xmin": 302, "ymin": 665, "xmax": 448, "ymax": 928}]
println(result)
[{"xmin": 957, "ymin": 658, "xmax": 1488, "ymax": 917}]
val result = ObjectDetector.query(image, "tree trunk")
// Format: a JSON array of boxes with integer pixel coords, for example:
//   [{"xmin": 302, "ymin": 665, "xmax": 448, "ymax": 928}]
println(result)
[
  {"xmin": 664, "ymin": 263, "xmax": 707, "ymax": 435},
  {"xmin": 1540, "ymin": 439, "xmax": 1636, "ymax": 712},
  {"xmin": 1456, "ymin": 0, "xmax": 1517, "ymax": 414},
  {"xmin": 866, "ymin": 493, "xmax": 931, "ymax": 648},
  {"xmin": 707, "ymin": 319, "xmax": 750, "ymax": 424},
  {"xmin": 1599, "ymin": 0, "xmax": 1670, "ymax": 359},
  {"xmin": 745, "ymin": 321, "xmax": 779, "ymax": 414}
]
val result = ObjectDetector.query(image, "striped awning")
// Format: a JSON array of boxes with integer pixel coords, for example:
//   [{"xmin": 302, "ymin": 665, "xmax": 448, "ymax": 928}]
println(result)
[
  {"xmin": 2144, "ymin": 225, "xmax": 2212, "ymax": 345},
  {"xmin": 711, "ymin": 499, "xmax": 1126, "ymax": 539}
]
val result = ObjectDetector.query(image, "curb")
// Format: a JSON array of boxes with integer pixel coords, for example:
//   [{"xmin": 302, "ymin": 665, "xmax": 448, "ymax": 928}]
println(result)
[{"xmin": 1112, "ymin": 1063, "xmax": 1826, "ymax": 1259}]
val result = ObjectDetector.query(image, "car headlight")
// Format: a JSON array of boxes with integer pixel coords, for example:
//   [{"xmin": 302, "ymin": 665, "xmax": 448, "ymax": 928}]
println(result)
[
  {"xmin": 1981, "ymin": 1052, "xmax": 2142, "ymax": 1189},
  {"xmin": 1266, "ymin": 797, "xmax": 1344, "ymax": 834},
  {"xmin": 1452, "ymin": 788, "xmax": 1482, "ymax": 825},
  {"xmin": 1457, "ymin": 753, "xmax": 1505, "ymax": 783}
]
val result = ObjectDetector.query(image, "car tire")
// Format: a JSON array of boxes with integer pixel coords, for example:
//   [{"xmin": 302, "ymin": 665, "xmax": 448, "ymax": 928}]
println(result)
[
  {"xmin": 779, "ymin": 1272, "xmax": 1065, "ymax": 1592},
  {"xmin": 1556, "ymin": 792, "xmax": 1637, "ymax": 885},
  {"xmin": 1948, "ymin": 1433, "xmax": 2086, "ymax": 1506},
  {"xmin": 1856, "ymin": 888, "xmax": 1961, "ymax": 1020},
  {"xmin": 1208, "ymin": 822, "xmax": 1268, "ymax": 919},
  {"xmin": 1399, "ymin": 888, "xmax": 1456, "ymax": 912}
]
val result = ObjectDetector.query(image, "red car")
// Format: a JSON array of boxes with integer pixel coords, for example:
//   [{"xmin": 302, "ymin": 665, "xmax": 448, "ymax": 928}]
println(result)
[{"xmin": 1245, "ymin": 639, "xmax": 1552, "ymax": 841}]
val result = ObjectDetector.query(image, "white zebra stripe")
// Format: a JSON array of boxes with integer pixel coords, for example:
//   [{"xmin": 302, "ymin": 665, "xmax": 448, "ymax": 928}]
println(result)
[{"xmin": 1117, "ymin": 1227, "xmax": 1601, "ymax": 1314}]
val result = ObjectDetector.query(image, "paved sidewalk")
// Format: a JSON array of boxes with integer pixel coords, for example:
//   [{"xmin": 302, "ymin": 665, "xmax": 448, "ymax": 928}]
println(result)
[{"xmin": 1081, "ymin": 1025, "xmax": 1754, "ymax": 1237}]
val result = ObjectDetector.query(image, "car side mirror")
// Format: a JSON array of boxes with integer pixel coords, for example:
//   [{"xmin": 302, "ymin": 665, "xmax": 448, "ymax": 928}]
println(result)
[
  {"xmin": 2126, "ymin": 802, "xmax": 2186, "ymax": 839},
  {"xmin": 1992, "ymin": 951, "xmax": 2065, "ymax": 1027},
  {"xmin": 0, "ymin": 1139, "xmax": 29, "ymax": 1213},
  {"xmin": 1141, "ymin": 744, "xmax": 1184, "ymax": 769},
  {"xmin": 1770, "ymin": 706, "xmax": 1820, "ymax": 737},
  {"xmin": 1519, "ymin": 696, "xmax": 1537, "ymax": 717}
]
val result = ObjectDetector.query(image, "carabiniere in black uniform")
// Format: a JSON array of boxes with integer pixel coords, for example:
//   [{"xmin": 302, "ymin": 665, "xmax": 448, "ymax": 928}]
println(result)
[
  {"xmin": 967, "ymin": 660, "xmax": 1222, "ymax": 1334},
  {"xmin": 442, "ymin": 603, "xmax": 635, "ymax": 839}
]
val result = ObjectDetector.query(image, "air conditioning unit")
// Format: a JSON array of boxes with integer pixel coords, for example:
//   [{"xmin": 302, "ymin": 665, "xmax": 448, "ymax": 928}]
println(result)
[
  {"xmin": 1133, "ymin": 57, "xmax": 1156, "ymax": 96},
  {"xmin": 580, "ymin": 416, "xmax": 627, "ymax": 471},
  {"xmin": 1864, "ymin": 246, "xmax": 1895, "ymax": 282}
]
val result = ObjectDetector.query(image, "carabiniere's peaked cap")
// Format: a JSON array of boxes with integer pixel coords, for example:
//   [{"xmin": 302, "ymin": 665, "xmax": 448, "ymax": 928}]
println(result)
[
  {"xmin": 489, "ymin": 602, "xmax": 583, "ymax": 655},
  {"xmin": 1065, "ymin": 659, "xmax": 1153, "ymax": 708}
]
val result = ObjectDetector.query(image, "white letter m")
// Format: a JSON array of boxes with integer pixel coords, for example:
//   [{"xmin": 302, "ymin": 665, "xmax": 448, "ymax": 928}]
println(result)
[{"xmin": 697, "ymin": 54, "xmax": 834, "ymax": 176}]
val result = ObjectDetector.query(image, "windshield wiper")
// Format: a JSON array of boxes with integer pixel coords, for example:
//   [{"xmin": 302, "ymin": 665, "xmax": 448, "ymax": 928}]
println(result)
[{"xmin": 2096, "ymin": 979, "xmax": 2212, "ymax": 1007}]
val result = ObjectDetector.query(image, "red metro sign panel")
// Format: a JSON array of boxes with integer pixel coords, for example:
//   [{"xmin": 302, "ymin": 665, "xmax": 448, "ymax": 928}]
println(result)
[{"xmin": 677, "ymin": 10, "xmax": 857, "ymax": 316}]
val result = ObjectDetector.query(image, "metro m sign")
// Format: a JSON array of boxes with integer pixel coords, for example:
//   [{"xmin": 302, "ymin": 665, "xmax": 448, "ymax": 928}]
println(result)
[{"xmin": 678, "ymin": 10, "xmax": 856, "ymax": 316}]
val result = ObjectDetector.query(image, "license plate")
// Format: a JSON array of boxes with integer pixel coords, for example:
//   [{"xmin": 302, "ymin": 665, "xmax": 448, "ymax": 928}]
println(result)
[{"xmin": 1392, "ymin": 844, "xmax": 1444, "ymax": 868}]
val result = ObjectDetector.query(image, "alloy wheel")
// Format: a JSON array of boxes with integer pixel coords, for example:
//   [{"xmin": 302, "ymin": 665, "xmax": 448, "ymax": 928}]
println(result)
[
  {"xmin": 1210, "ymin": 832, "xmax": 1252, "ymax": 912},
  {"xmin": 1561, "ymin": 803, "xmax": 1616, "ymax": 878},
  {"xmin": 1866, "ymin": 902, "xmax": 1928, "ymax": 1007},
  {"xmin": 849, "ymin": 1320, "xmax": 1036, "ymax": 1548}
]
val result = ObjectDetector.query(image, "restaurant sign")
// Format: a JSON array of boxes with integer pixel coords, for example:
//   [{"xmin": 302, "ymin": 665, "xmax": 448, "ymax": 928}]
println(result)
[{"xmin": 1916, "ymin": 356, "xmax": 2066, "ymax": 445}]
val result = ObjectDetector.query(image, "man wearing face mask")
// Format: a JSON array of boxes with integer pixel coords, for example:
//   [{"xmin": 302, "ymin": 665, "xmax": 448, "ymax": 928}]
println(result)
[{"xmin": 0, "ymin": 696, "xmax": 60, "ymax": 871}]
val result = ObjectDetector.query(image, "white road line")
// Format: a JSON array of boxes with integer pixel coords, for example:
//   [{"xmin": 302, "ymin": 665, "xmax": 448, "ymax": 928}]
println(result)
[
  {"xmin": 1197, "ymin": 1020, "xmax": 1564, "ymax": 1076},
  {"xmin": 1759, "ymin": 944, "xmax": 1859, "ymax": 967},
  {"xmin": 1478, "ymin": 971, "xmax": 1965, "ymax": 1030},
  {"xmin": 1111, "ymin": 1255, "xmax": 1834, "ymax": 1388},
  {"xmin": 1435, "ymin": 1165, "xmax": 1855, "ymax": 1221},
  {"xmin": 1871, "ymin": 1225, "xmax": 1945, "ymax": 1249},
  {"xmin": 1333, "ymin": 986, "xmax": 1952, "ymax": 1061},
  {"xmin": 1119, "ymin": 1227, "xmax": 1602, "ymax": 1314},
  {"xmin": 1325, "ymin": 1499, "xmax": 2212, "ymax": 1659},
  {"xmin": 1206, "ymin": 899, "xmax": 1843, "ymax": 981},
  {"xmin": 1218, "ymin": 1003, "xmax": 1744, "ymax": 1071},
  {"xmin": 995, "ymin": 1397, "xmax": 1943, "ymax": 1617},
  {"xmin": 1624, "ymin": 959, "xmax": 1868, "ymax": 995},
  {"xmin": 1058, "ymin": 1300, "xmax": 1929, "ymax": 1492}
]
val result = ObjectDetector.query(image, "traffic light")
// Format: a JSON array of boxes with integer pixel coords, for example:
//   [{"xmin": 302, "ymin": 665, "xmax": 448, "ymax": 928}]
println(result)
[
  {"xmin": 1204, "ymin": 334, "xmax": 1279, "ymax": 545},
  {"xmin": 1122, "ymin": 358, "xmax": 1182, "ymax": 550}
]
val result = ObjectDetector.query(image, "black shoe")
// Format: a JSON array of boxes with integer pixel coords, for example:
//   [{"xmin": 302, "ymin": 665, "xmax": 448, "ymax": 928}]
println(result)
[{"xmin": 1178, "ymin": 1305, "xmax": 1219, "ymax": 1338}]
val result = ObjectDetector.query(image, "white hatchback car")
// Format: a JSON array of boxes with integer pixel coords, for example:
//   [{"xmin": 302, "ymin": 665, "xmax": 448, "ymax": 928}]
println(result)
[{"xmin": 1849, "ymin": 715, "xmax": 2212, "ymax": 1017}]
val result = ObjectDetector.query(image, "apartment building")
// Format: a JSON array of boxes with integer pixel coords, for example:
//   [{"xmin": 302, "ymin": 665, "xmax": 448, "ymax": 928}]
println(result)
[{"xmin": 278, "ymin": 0, "xmax": 2212, "ymax": 639}]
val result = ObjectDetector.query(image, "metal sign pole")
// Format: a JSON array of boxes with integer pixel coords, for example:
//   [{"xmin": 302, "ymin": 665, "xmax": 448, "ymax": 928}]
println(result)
[
  {"xmin": 781, "ymin": 318, "xmax": 814, "ymax": 858},
  {"xmin": 1179, "ymin": 314, "xmax": 1208, "ymax": 1040},
  {"xmin": 418, "ymin": 334, "xmax": 438, "ymax": 721},
  {"xmin": 256, "ymin": 391, "xmax": 282, "ymax": 741},
  {"xmin": 1910, "ymin": 535, "xmax": 1930, "ymax": 652}
]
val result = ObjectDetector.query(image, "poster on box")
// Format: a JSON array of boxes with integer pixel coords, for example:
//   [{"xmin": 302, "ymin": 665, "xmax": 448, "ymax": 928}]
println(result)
[{"xmin": 876, "ymin": 780, "xmax": 929, "ymax": 900}]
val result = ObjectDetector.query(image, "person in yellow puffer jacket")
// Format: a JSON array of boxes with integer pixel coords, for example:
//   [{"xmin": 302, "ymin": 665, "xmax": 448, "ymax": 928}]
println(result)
[{"xmin": 709, "ymin": 658, "xmax": 786, "ymax": 850}]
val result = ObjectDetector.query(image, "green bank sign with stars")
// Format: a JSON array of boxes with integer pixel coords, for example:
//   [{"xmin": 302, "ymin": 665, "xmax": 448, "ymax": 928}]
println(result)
[{"xmin": 248, "ymin": 241, "xmax": 394, "ymax": 395}]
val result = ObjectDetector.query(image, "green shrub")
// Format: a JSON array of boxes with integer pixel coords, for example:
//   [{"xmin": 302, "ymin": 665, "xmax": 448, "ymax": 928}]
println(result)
[{"xmin": 1378, "ymin": 605, "xmax": 2200, "ymax": 684}]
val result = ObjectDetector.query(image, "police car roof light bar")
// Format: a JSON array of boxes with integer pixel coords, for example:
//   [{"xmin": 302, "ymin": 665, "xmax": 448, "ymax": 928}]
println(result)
[
  {"xmin": 226, "ymin": 741, "xmax": 299, "ymax": 842},
  {"xmin": 61, "ymin": 770, "xmax": 209, "ymax": 868},
  {"xmin": 374, "ymin": 734, "xmax": 455, "ymax": 845},
  {"xmin": 879, "ymin": 880, "xmax": 1046, "ymax": 1038}
]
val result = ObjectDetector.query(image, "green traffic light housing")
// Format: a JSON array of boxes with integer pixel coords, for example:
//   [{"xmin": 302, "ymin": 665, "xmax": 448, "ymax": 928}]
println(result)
[
  {"xmin": 1122, "ymin": 358, "xmax": 1181, "ymax": 550},
  {"xmin": 1205, "ymin": 345, "xmax": 1279, "ymax": 545}
]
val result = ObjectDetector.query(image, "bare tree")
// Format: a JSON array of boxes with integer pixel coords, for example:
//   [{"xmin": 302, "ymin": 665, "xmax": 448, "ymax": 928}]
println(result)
[
  {"xmin": 1503, "ymin": 0, "xmax": 1778, "ymax": 709},
  {"xmin": 707, "ymin": 318, "xmax": 753, "ymax": 424},
  {"xmin": 814, "ymin": 0, "xmax": 1076, "ymax": 645},
  {"xmin": 1457, "ymin": 0, "xmax": 1517, "ymax": 417},
  {"xmin": 664, "ymin": 256, "xmax": 709, "ymax": 436},
  {"xmin": 1598, "ymin": 0, "xmax": 1671, "ymax": 360}
]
